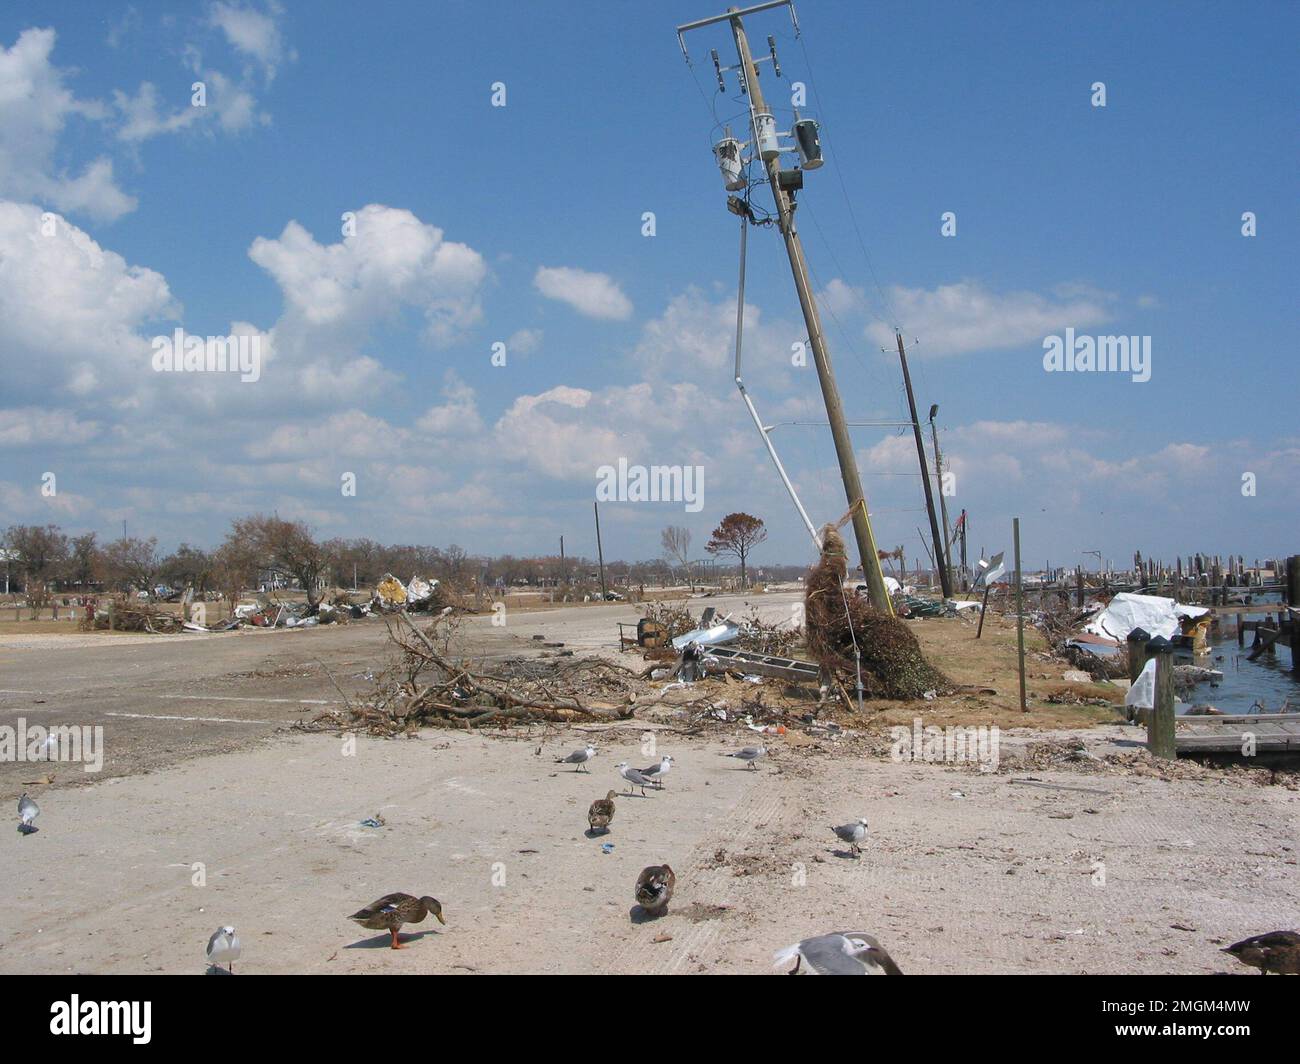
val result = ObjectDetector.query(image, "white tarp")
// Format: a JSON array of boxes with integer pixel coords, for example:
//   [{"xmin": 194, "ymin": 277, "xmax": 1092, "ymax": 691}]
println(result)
[
  {"xmin": 1082, "ymin": 592, "xmax": 1208, "ymax": 642},
  {"xmin": 1125, "ymin": 657, "xmax": 1157, "ymax": 711}
]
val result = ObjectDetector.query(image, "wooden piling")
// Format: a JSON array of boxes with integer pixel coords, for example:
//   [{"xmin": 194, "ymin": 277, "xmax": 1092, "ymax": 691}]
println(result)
[{"xmin": 1146, "ymin": 636, "xmax": 1176, "ymax": 760}]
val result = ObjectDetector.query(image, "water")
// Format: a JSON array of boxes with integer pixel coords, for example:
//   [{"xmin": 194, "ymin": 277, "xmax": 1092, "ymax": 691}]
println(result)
[{"xmin": 1201, "ymin": 628, "xmax": 1296, "ymax": 715}]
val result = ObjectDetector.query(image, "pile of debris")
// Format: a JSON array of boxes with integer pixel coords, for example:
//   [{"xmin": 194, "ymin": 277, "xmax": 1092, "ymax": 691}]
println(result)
[
  {"xmin": 78, "ymin": 596, "xmax": 185, "ymax": 634},
  {"xmin": 372, "ymin": 573, "xmax": 443, "ymax": 613},
  {"xmin": 301, "ymin": 613, "xmax": 643, "ymax": 733},
  {"xmin": 804, "ymin": 525, "xmax": 948, "ymax": 700}
]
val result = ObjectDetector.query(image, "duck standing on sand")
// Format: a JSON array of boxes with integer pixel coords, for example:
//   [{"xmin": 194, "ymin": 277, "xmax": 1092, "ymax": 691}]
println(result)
[
  {"xmin": 349, "ymin": 893, "xmax": 445, "ymax": 949},
  {"xmin": 635, "ymin": 865, "xmax": 675, "ymax": 916},
  {"xmin": 1221, "ymin": 930, "xmax": 1300, "ymax": 974},
  {"xmin": 774, "ymin": 931, "xmax": 904, "ymax": 975},
  {"xmin": 588, "ymin": 791, "xmax": 617, "ymax": 834}
]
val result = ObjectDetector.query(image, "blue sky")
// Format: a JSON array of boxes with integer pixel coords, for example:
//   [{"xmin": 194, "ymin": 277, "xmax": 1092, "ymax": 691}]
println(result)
[{"xmin": 0, "ymin": 0, "xmax": 1295, "ymax": 571}]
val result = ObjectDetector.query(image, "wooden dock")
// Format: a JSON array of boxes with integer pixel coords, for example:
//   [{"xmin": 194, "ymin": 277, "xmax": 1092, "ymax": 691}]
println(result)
[{"xmin": 1174, "ymin": 713, "xmax": 1300, "ymax": 754}]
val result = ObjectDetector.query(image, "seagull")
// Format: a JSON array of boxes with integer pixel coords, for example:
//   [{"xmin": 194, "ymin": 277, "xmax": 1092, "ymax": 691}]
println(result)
[
  {"xmin": 774, "ymin": 932, "xmax": 904, "ymax": 975},
  {"xmin": 634, "ymin": 865, "xmax": 676, "ymax": 916},
  {"xmin": 17, "ymin": 793, "xmax": 39, "ymax": 835},
  {"xmin": 831, "ymin": 818, "xmax": 869, "ymax": 857},
  {"xmin": 1221, "ymin": 930, "xmax": 1300, "ymax": 975},
  {"xmin": 555, "ymin": 744, "xmax": 596, "ymax": 773},
  {"xmin": 616, "ymin": 761, "xmax": 655, "ymax": 796},
  {"xmin": 205, "ymin": 926, "xmax": 241, "ymax": 974},
  {"xmin": 588, "ymin": 791, "xmax": 617, "ymax": 834},
  {"xmin": 638, "ymin": 755, "xmax": 674, "ymax": 788},
  {"xmin": 725, "ymin": 744, "xmax": 766, "ymax": 770}
]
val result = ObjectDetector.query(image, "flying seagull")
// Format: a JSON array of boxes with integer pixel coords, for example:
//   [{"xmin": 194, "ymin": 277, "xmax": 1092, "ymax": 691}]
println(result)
[
  {"xmin": 725, "ymin": 745, "xmax": 766, "ymax": 770},
  {"xmin": 555, "ymin": 744, "xmax": 596, "ymax": 772},
  {"xmin": 616, "ymin": 761, "xmax": 655, "ymax": 796},
  {"xmin": 17, "ymin": 793, "xmax": 39, "ymax": 835},
  {"xmin": 635, "ymin": 864, "xmax": 676, "ymax": 916},
  {"xmin": 205, "ymin": 926, "xmax": 241, "ymax": 974},
  {"xmin": 1221, "ymin": 930, "xmax": 1300, "ymax": 975},
  {"xmin": 831, "ymin": 818, "xmax": 869, "ymax": 857},
  {"xmin": 774, "ymin": 932, "xmax": 904, "ymax": 975},
  {"xmin": 638, "ymin": 755, "xmax": 674, "ymax": 788}
]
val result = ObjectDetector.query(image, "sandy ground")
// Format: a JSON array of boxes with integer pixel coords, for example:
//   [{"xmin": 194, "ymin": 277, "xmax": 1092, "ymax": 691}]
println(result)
[{"xmin": 2, "ymin": 591, "xmax": 1297, "ymax": 975}]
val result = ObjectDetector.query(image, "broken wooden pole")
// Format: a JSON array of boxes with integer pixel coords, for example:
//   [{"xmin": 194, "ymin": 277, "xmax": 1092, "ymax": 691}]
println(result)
[
  {"xmin": 1126, "ymin": 626, "xmax": 1151, "ymax": 684},
  {"xmin": 1014, "ymin": 517, "xmax": 1027, "ymax": 712},
  {"xmin": 1146, "ymin": 635, "xmax": 1176, "ymax": 760}
]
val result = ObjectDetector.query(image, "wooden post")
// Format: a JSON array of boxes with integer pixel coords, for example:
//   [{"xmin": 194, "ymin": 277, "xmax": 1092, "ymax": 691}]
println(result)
[
  {"xmin": 1286, "ymin": 555, "xmax": 1300, "ymax": 607},
  {"xmin": 1014, "ymin": 518, "xmax": 1027, "ymax": 712},
  {"xmin": 1075, "ymin": 566, "xmax": 1084, "ymax": 608},
  {"xmin": 975, "ymin": 582, "xmax": 993, "ymax": 639},
  {"xmin": 1126, "ymin": 627, "xmax": 1151, "ymax": 684},
  {"xmin": 1146, "ymin": 635, "xmax": 1176, "ymax": 759}
]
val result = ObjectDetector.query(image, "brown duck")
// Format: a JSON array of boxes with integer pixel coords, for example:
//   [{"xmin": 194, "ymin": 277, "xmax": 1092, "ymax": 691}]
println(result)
[
  {"xmin": 349, "ymin": 893, "xmax": 445, "ymax": 949},
  {"xmin": 1221, "ymin": 930, "xmax": 1300, "ymax": 974},
  {"xmin": 635, "ymin": 864, "xmax": 675, "ymax": 916},
  {"xmin": 588, "ymin": 791, "xmax": 617, "ymax": 834}
]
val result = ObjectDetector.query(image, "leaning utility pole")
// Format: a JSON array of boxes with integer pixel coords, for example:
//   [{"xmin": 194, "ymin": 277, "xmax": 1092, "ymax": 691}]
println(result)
[
  {"xmin": 678, "ymin": 2, "xmax": 890, "ymax": 611},
  {"xmin": 593, "ymin": 503, "xmax": 607, "ymax": 600},
  {"xmin": 898, "ymin": 333, "xmax": 952, "ymax": 598},
  {"xmin": 928, "ymin": 403, "xmax": 953, "ymax": 578}
]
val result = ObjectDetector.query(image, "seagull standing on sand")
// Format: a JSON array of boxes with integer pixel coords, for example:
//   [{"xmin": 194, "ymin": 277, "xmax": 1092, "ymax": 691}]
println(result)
[
  {"xmin": 616, "ymin": 761, "xmax": 655, "ymax": 796},
  {"xmin": 205, "ymin": 926, "xmax": 241, "ymax": 973},
  {"xmin": 774, "ymin": 932, "xmax": 904, "ymax": 975},
  {"xmin": 17, "ymin": 793, "xmax": 39, "ymax": 835},
  {"xmin": 555, "ymin": 744, "xmax": 597, "ymax": 772},
  {"xmin": 831, "ymin": 818, "xmax": 869, "ymax": 857},
  {"xmin": 725, "ymin": 745, "xmax": 766, "ymax": 770},
  {"xmin": 638, "ymin": 755, "xmax": 674, "ymax": 789}
]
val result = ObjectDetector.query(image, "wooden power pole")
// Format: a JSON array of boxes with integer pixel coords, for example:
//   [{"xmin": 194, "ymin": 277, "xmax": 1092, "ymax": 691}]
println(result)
[
  {"xmin": 898, "ymin": 333, "xmax": 952, "ymax": 598},
  {"xmin": 593, "ymin": 503, "xmax": 607, "ymax": 600},
  {"xmin": 707, "ymin": 6, "xmax": 891, "ymax": 611}
]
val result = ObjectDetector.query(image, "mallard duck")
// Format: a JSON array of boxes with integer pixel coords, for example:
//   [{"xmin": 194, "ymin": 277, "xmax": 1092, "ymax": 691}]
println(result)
[
  {"xmin": 349, "ymin": 893, "xmax": 445, "ymax": 949},
  {"xmin": 205, "ymin": 926, "xmax": 241, "ymax": 973},
  {"xmin": 831, "ymin": 818, "xmax": 869, "ymax": 857},
  {"xmin": 724, "ymin": 744, "xmax": 766, "ymax": 769},
  {"xmin": 554, "ymin": 744, "xmax": 596, "ymax": 772},
  {"xmin": 774, "ymin": 931, "xmax": 904, "ymax": 975},
  {"xmin": 1221, "ymin": 930, "xmax": 1300, "ymax": 974},
  {"xmin": 588, "ymin": 791, "xmax": 617, "ymax": 834},
  {"xmin": 17, "ymin": 793, "xmax": 38, "ymax": 835},
  {"xmin": 635, "ymin": 865, "xmax": 675, "ymax": 916}
]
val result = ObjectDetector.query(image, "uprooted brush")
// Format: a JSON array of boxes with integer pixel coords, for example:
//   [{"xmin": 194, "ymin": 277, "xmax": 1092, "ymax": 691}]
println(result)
[
  {"xmin": 804, "ymin": 525, "xmax": 948, "ymax": 701},
  {"xmin": 298, "ymin": 613, "xmax": 648, "ymax": 734}
]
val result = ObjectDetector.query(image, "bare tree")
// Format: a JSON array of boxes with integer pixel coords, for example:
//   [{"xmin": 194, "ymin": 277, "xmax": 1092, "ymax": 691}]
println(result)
[
  {"xmin": 4, "ymin": 524, "xmax": 70, "ymax": 606},
  {"xmin": 101, "ymin": 536, "xmax": 163, "ymax": 594},
  {"xmin": 229, "ymin": 515, "xmax": 334, "ymax": 612},
  {"xmin": 660, "ymin": 525, "xmax": 693, "ymax": 589},
  {"xmin": 705, "ymin": 512, "xmax": 767, "ymax": 589},
  {"xmin": 68, "ymin": 532, "xmax": 99, "ymax": 587}
]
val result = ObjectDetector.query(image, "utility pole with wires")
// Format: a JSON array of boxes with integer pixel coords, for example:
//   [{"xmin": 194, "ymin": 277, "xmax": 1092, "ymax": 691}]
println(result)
[
  {"xmin": 898, "ymin": 333, "xmax": 952, "ymax": 598},
  {"xmin": 928, "ymin": 403, "xmax": 954, "ymax": 580},
  {"xmin": 676, "ymin": 0, "xmax": 892, "ymax": 612}
]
